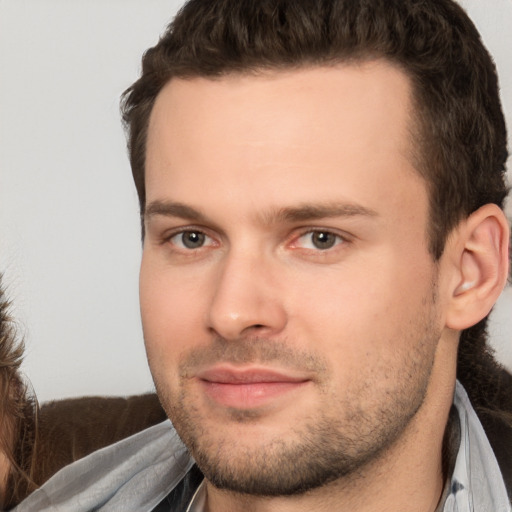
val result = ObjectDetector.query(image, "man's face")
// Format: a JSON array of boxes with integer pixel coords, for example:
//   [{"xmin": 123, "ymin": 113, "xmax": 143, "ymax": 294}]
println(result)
[{"xmin": 141, "ymin": 62, "xmax": 444, "ymax": 494}]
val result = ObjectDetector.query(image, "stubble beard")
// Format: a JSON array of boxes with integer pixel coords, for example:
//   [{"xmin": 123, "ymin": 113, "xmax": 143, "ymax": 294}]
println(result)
[{"xmin": 152, "ymin": 298, "xmax": 440, "ymax": 497}]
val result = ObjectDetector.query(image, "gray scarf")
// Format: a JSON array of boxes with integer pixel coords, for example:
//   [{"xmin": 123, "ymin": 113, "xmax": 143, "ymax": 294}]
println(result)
[{"xmin": 13, "ymin": 382, "xmax": 510, "ymax": 512}]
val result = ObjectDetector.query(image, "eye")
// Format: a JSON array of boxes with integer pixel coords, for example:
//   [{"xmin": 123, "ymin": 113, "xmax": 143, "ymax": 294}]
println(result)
[
  {"xmin": 169, "ymin": 230, "xmax": 213, "ymax": 250},
  {"xmin": 294, "ymin": 230, "xmax": 344, "ymax": 250}
]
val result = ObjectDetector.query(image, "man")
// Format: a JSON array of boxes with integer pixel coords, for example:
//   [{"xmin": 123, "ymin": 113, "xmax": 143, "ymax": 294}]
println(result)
[{"xmin": 13, "ymin": 0, "xmax": 511, "ymax": 511}]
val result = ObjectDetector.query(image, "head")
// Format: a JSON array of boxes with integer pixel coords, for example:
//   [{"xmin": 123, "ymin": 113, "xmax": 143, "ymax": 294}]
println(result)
[{"xmin": 122, "ymin": 0, "xmax": 510, "ymax": 501}]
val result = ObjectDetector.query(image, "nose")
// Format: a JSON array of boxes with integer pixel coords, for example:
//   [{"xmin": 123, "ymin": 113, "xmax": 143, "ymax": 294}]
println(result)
[{"xmin": 206, "ymin": 251, "xmax": 287, "ymax": 340}]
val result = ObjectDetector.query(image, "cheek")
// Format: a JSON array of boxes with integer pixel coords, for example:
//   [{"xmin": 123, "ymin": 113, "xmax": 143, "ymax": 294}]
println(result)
[
  {"xmin": 288, "ymin": 260, "xmax": 389, "ymax": 325},
  {"xmin": 287, "ymin": 253, "xmax": 431, "ymax": 355},
  {"xmin": 139, "ymin": 258, "xmax": 206, "ymax": 365}
]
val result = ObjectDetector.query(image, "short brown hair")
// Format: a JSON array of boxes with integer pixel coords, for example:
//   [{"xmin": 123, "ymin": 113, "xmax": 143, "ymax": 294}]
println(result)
[{"xmin": 121, "ymin": 0, "xmax": 508, "ymax": 258}]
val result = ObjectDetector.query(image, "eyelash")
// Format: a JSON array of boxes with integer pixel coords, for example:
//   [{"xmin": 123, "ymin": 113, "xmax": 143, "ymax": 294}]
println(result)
[
  {"xmin": 162, "ymin": 227, "xmax": 217, "ymax": 251},
  {"xmin": 291, "ymin": 229, "xmax": 348, "ymax": 251},
  {"xmin": 161, "ymin": 226, "xmax": 349, "ymax": 254}
]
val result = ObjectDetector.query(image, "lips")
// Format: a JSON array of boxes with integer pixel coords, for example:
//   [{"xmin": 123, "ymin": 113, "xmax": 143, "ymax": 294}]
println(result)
[{"xmin": 196, "ymin": 366, "xmax": 310, "ymax": 409}]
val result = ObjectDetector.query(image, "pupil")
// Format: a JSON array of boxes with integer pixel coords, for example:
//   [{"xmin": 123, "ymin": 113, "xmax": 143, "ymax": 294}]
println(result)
[
  {"xmin": 312, "ymin": 232, "xmax": 335, "ymax": 249},
  {"xmin": 182, "ymin": 231, "xmax": 205, "ymax": 249}
]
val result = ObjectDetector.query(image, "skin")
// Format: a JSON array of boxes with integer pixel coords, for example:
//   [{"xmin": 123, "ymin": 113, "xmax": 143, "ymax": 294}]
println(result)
[
  {"xmin": 0, "ymin": 413, "xmax": 14, "ymax": 506},
  {"xmin": 140, "ymin": 62, "xmax": 464, "ymax": 512},
  {"xmin": 0, "ymin": 451, "xmax": 9, "ymax": 503}
]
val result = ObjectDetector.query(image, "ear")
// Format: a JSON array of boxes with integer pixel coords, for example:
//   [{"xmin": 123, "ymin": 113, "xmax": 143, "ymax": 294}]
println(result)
[{"xmin": 445, "ymin": 204, "xmax": 510, "ymax": 331}]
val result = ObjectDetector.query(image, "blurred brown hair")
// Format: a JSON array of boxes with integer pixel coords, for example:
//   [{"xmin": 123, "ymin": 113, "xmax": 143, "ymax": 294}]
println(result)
[{"xmin": 0, "ymin": 278, "xmax": 38, "ymax": 509}]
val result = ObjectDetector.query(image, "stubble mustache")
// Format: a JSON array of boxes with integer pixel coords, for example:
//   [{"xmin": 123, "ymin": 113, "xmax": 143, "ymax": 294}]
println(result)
[{"xmin": 178, "ymin": 336, "xmax": 329, "ymax": 381}]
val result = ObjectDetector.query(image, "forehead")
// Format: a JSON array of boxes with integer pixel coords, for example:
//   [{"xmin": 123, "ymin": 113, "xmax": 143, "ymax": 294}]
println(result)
[
  {"xmin": 147, "ymin": 62, "xmax": 414, "ymax": 153},
  {"xmin": 145, "ymin": 62, "xmax": 424, "ymax": 222}
]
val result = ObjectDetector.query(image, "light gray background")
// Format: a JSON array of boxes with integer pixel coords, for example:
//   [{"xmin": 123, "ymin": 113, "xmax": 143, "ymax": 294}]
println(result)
[{"xmin": 1, "ymin": 0, "xmax": 511, "ymax": 402}]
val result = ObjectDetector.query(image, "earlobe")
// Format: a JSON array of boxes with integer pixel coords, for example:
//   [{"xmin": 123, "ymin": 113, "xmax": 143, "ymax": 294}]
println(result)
[{"xmin": 446, "ymin": 204, "xmax": 510, "ymax": 331}]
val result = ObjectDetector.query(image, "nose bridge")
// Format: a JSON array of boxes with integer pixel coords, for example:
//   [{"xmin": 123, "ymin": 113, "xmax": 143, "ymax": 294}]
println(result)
[{"xmin": 207, "ymin": 246, "xmax": 287, "ymax": 339}]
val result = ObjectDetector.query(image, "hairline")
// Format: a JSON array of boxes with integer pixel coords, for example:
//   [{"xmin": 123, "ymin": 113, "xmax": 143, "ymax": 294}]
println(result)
[{"xmin": 137, "ymin": 57, "xmax": 442, "ymax": 256}]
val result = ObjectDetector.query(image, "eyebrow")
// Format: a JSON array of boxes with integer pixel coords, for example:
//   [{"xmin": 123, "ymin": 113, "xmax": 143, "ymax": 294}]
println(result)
[
  {"xmin": 144, "ymin": 200, "xmax": 378, "ymax": 225},
  {"xmin": 145, "ymin": 201, "xmax": 208, "ymax": 222},
  {"xmin": 265, "ymin": 203, "xmax": 378, "ymax": 223}
]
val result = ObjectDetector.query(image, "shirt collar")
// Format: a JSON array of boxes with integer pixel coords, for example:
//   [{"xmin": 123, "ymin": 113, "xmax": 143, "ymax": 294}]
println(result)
[
  {"xmin": 186, "ymin": 480, "xmax": 206, "ymax": 512},
  {"xmin": 439, "ymin": 381, "xmax": 511, "ymax": 512}
]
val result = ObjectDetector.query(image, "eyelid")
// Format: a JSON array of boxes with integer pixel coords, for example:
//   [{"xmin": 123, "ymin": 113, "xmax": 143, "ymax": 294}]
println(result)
[
  {"xmin": 155, "ymin": 223, "xmax": 353, "ymax": 253},
  {"xmin": 289, "ymin": 227, "xmax": 351, "ymax": 250},
  {"xmin": 162, "ymin": 225, "xmax": 218, "ymax": 249}
]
